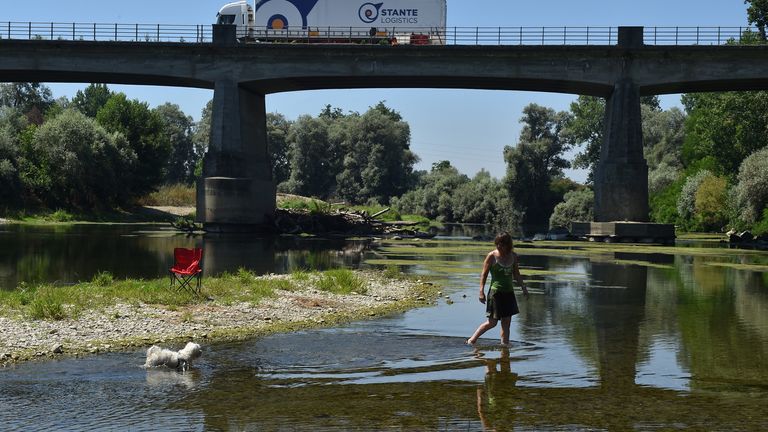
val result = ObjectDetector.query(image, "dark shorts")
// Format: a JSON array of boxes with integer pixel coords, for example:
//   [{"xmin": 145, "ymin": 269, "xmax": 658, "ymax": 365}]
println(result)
[{"xmin": 486, "ymin": 290, "xmax": 519, "ymax": 320}]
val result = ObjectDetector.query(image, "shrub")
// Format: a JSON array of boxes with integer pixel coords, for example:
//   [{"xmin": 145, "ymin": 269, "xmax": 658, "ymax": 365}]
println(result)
[
  {"xmin": 734, "ymin": 147, "xmax": 768, "ymax": 224},
  {"xmin": 549, "ymin": 188, "xmax": 594, "ymax": 229},
  {"xmin": 137, "ymin": 183, "xmax": 196, "ymax": 206},
  {"xmin": 92, "ymin": 271, "xmax": 114, "ymax": 287},
  {"xmin": 694, "ymin": 175, "xmax": 729, "ymax": 231},
  {"xmin": 677, "ymin": 170, "xmax": 711, "ymax": 223}
]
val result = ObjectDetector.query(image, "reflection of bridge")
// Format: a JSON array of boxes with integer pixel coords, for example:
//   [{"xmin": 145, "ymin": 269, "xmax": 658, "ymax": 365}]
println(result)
[{"xmin": 3, "ymin": 26, "xmax": 768, "ymax": 230}]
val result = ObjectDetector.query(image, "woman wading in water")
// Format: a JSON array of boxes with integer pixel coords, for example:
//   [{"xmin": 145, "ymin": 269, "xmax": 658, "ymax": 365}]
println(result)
[{"xmin": 467, "ymin": 232, "xmax": 528, "ymax": 345}]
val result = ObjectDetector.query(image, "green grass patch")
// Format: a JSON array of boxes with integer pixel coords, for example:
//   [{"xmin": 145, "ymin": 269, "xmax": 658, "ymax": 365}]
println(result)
[
  {"xmin": 136, "ymin": 183, "xmax": 196, "ymax": 206},
  {"xmin": 0, "ymin": 269, "xmax": 390, "ymax": 321},
  {"xmin": 316, "ymin": 269, "xmax": 367, "ymax": 294}
]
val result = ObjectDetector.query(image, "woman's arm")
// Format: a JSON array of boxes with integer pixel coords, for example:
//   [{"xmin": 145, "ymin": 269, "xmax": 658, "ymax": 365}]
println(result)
[
  {"xmin": 479, "ymin": 252, "xmax": 493, "ymax": 304},
  {"xmin": 513, "ymin": 253, "xmax": 529, "ymax": 298}
]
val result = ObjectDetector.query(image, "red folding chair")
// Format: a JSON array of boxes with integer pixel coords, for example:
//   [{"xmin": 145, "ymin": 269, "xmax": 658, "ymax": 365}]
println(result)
[{"xmin": 169, "ymin": 248, "xmax": 203, "ymax": 296}]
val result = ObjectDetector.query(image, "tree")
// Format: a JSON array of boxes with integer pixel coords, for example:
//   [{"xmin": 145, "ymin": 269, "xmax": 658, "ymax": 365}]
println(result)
[
  {"xmin": 267, "ymin": 112, "xmax": 292, "ymax": 185},
  {"xmin": 504, "ymin": 104, "xmax": 571, "ymax": 228},
  {"xmin": 0, "ymin": 108, "xmax": 27, "ymax": 205},
  {"xmin": 191, "ymin": 100, "xmax": 213, "ymax": 179},
  {"xmin": 392, "ymin": 161, "xmax": 469, "ymax": 221},
  {"xmin": 694, "ymin": 175, "xmax": 729, "ymax": 230},
  {"xmin": 283, "ymin": 114, "xmax": 339, "ymax": 198},
  {"xmin": 334, "ymin": 102, "xmax": 417, "ymax": 204},
  {"xmin": 154, "ymin": 103, "xmax": 196, "ymax": 184},
  {"xmin": 735, "ymin": 147, "xmax": 768, "ymax": 224},
  {"xmin": 549, "ymin": 188, "xmax": 594, "ymax": 229},
  {"xmin": 682, "ymin": 91, "xmax": 768, "ymax": 176},
  {"xmin": 676, "ymin": 170, "xmax": 711, "ymax": 227},
  {"xmin": 0, "ymin": 83, "xmax": 54, "ymax": 124},
  {"xmin": 22, "ymin": 109, "xmax": 135, "ymax": 208},
  {"xmin": 71, "ymin": 84, "xmax": 113, "ymax": 118},
  {"xmin": 746, "ymin": 0, "xmax": 768, "ymax": 40},
  {"xmin": 96, "ymin": 93, "xmax": 170, "ymax": 198},
  {"xmin": 561, "ymin": 96, "xmax": 604, "ymax": 183}
]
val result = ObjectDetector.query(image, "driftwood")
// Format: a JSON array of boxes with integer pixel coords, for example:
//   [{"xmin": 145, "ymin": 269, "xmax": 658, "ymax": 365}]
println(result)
[{"xmin": 271, "ymin": 208, "xmax": 434, "ymax": 238}]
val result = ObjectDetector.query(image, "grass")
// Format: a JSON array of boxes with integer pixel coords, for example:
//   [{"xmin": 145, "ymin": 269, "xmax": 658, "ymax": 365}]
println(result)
[
  {"xmin": 316, "ymin": 269, "xmax": 367, "ymax": 294},
  {"xmin": 0, "ymin": 269, "xmax": 380, "ymax": 321},
  {"xmin": 136, "ymin": 183, "xmax": 196, "ymax": 206}
]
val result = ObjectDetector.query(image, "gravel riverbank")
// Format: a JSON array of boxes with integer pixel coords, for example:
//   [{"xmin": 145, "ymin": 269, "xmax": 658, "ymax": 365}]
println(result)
[{"xmin": 0, "ymin": 272, "xmax": 438, "ymax": 366}]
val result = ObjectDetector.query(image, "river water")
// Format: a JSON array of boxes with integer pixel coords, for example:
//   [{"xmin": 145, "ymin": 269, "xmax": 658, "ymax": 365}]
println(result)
[{"xmin": 1, "ymin": 224, "xmax": 768, "ymax": 431}]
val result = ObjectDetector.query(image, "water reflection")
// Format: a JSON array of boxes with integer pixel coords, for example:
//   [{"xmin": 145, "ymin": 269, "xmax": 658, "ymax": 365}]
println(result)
[
  {"xmin": 3, "ymin": 229, "xmax": 768, "ymax": 430},
  {"xmin": 0, "ymin": 224, "xmax": 372, "ymax": 290}
]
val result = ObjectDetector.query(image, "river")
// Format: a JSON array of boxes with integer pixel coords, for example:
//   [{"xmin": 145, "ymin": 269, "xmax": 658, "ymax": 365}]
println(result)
[{"xmin": 1, "ymin": 224, "xmax": 767, "ymax": 430}]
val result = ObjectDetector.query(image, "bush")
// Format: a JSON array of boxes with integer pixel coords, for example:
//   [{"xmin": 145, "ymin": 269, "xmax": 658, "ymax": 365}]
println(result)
[
  {"xmin": 735, "ymin": 147, "xmax": 768, "ymax": 224},
  {"xmin": 648, "ymin": 163, "xmax": 681, "ymax": 195},
  {"xmin": 677, "ymin": 170, "xmax": 711, "ymax": 223},
  {"xmin": 137, "ymin": 183, "xmax": 196, "ymax": 206},
  {"xmin": 694, "ymin": 175, "xmax": 729, "ymax": 231},
  {"xmin": 549, "ymin": 188, "xmax": 594, "ymax": 229}
]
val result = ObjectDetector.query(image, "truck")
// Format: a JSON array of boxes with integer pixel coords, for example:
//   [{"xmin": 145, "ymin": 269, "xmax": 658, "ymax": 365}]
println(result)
[{"xmin": 216, "ymin": 0, "xmax": 447, "ymax": 44}]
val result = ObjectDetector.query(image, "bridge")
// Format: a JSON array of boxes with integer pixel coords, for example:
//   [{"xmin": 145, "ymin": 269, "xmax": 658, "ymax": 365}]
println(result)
[{"xmin": 2, "ymin": 25, "xmax": 767, "ymax": 231}]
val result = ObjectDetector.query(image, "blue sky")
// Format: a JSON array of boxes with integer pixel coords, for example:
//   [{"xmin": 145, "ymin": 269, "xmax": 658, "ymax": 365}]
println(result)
[{"xmin": 4, "ymin": 1, "xmax": 750, "ymax": 182}]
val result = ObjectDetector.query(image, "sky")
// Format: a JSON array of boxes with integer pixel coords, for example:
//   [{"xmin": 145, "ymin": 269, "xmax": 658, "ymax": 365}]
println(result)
[{"xmin": 3, "ymin": 0, "xmax": 751, "ymax": 183}]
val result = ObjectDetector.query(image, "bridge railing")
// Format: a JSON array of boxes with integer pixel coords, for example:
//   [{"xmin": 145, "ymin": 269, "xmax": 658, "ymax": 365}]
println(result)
[
  {"xmin": 0, "ymin": 22, "xmax": 212, "ymax": 43},
  {"xmin": 643, "ymin": 26, "xmax": 760, "ymax": 45},
  {"xmin": 0, "ymin": 23, "xmax": 762, "ymax": 46}
]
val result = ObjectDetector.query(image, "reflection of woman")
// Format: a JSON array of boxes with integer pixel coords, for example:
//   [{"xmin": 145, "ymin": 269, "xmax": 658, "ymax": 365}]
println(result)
[
  {"xmin": 476, "ymin": 347, "xmax": 518, "ymax": 431},
  {"xmin": 467, "ymin": 232, "xmax": 528, "ymax": 345}
]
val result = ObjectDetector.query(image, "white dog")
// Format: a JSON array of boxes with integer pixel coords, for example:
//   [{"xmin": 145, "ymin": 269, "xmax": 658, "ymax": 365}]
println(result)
[{"xmin": 144, "ymin": 342, "xmax": 202, "ymax": 371}]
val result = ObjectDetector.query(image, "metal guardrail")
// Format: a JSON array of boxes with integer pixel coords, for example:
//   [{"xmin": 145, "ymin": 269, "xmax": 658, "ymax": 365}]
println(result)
[
  {"xmin": 0, "ymin": 22, "xmax": 211, "ymax": 43},
  {"xmin": 0, "ymin": 22, "xmax": 761, "ymax": 46},
  {"xmin": 644, "ymin": 26, "xmax": 761, "ymax": 45}
]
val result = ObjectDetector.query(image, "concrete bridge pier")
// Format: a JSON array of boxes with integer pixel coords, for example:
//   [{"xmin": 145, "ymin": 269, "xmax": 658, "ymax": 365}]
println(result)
[
  {"xmin": 593, "ymin": 78, "xmax": 649, "ymax": 222},
  {"xmin": 196, "ymin": 79, "xmax": 276, "ymax": 232}
]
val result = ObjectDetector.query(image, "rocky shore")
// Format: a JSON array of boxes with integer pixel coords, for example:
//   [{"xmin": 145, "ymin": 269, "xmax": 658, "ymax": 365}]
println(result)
[{"xmin": 0, "ymin": 272, "xmax": 438, "ymax": 366}]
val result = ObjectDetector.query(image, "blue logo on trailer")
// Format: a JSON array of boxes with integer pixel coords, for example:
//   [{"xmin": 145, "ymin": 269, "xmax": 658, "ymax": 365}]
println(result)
[
  {"xmin": 254, "ymin": 0, "xmax": 321, "ymax": 28},
  {"xmin": 358, "ymin": 3, "xmax": 384, "ymax": 23}
]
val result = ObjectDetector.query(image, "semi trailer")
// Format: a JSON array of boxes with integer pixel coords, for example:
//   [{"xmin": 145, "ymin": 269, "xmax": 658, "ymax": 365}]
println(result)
[{"xmin": 216, "ymin": 0, "xmax": 447, "ymax": 44}]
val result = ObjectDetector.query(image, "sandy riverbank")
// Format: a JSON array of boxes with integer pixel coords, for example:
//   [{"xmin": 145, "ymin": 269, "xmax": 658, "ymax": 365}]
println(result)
[{"xmin": 0, "ymin": 272, "xmax": 439, "ymax": 366}]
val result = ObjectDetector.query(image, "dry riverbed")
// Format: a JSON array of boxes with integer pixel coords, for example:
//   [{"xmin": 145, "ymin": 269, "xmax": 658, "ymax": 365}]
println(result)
[{"xmin": 0, "ymin": 272, "xmax": 438, "ymax": 367}]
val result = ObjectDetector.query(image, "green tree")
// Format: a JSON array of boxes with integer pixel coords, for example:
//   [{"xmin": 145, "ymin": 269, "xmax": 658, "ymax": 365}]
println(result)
[
  {"xmin": 96, "ymin": 93, "xmax": 170, "ymax": 198},
  {"xmin": 0, "ymin": 83, "xmax": 54, "ymax": 125},
  {"xmin": 22, "ymin": 109, "xmax": 135, "ymax": 208},
  {"xmin": 267, "ymin": 112, "xmax": 292, "ymax": 185},
  {"xmin": 746, "ymin": 0, "xmax": 768, "ymax": 40},
  {"xmin": 154, "ymin": 103, "xmax": 196, "ymax": 184},
  {"xmin": 735, "ymin": 147, "xmax": 768, "ymax": 224},
  {"xmin": 392, "ymin": 161, "xmax": 469, "ymax": 221},
  {"xmin": 694, "ymin": 175, "xmax": 729, "ymax": 231},
  {"xmin": 549, "ymin": 188, "xmax": 594, "ymax": 229},
  {"xmin": 451, "ymin": 169, "xmax": 519, "ymax": 229},
  {"xmin": 283, "ymin": 114, "xmax": 340, "ymax": 198},
  {"xmin": 562, "ymin": 96, "xmax": 603, "ymax": 182},
  {"xmin": 0, "ymin": 107, "xmax": 27, "ymax": 205},
  {"xmin": 334, "ymin": 103, "xmax": 417, "ymax": 204},
  {"xmin": 191, "ymin": 100, "xmax": 212, "ymax": 178},
  {"xmin": 682, "ymin": 91, "xmax": 768, "ymax": 176},
  {"xmin": 504, "ymin": 104, "xmax": 571, "ymax": 228},
  {"xmin": 71, "ymin": 84, "xmax": 113, "ymax": 118}
]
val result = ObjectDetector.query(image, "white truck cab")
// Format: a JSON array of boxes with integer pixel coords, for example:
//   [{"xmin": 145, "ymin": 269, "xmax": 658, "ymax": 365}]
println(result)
[{"xmin": 216, "ymin": 1, "xmax": 254, "ymax": 38}]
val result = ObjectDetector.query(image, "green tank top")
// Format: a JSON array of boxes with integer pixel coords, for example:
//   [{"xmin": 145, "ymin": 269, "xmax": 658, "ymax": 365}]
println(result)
[{"xmin": 489, "ymin": 254, "xmax": 517, "ymax": 293}]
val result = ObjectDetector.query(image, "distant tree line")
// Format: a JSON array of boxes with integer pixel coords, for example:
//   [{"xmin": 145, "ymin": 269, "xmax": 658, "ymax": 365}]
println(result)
[{"xmin": 0, "ymin": 83, "xmax": 202, "ymax": 210}]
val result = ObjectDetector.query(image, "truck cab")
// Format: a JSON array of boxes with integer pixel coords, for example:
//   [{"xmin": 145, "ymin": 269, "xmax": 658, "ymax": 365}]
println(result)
[{"xmin": 216, "ymin": 1, "xmax": 254, "ymax": 39}]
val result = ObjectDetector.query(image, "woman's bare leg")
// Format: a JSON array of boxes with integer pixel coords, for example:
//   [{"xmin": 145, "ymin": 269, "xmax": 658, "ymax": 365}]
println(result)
[
  {"xmin": 467, "ymin": 319, "xmax": 498, "ymax": 344},
  {"xmin": 500, "ymin": 316, "xmax": 512, "ymax": 345}
]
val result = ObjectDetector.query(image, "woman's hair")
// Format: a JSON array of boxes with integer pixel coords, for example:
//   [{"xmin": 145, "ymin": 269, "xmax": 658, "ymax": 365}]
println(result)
[{"xmin": 494, "ymin": 232, "xmax": 513, "ymax": 249}]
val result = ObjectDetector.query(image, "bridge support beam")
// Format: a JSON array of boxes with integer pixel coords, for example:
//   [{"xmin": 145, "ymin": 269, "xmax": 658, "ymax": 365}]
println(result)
[
  {"xmin": 593, "ymin": 78, "xmax": 649, "ymax": 222},
  {"xmin": 197, "ymin": 80, "xmax": 276, "ymax": 232}
]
